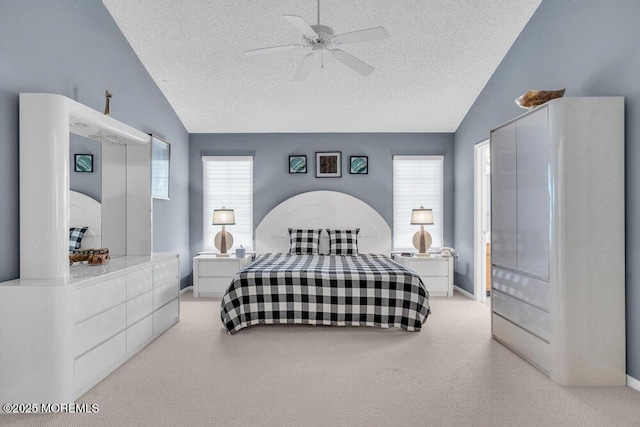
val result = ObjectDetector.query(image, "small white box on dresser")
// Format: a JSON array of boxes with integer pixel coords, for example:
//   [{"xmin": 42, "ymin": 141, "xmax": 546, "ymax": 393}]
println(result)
[
  {"xmin": 393, "ymin": 254, "xmax": 454, "ymax": 297},
  {"xmin": 193, "ymin": 254, "xmax": 253, "ymax": 297}
]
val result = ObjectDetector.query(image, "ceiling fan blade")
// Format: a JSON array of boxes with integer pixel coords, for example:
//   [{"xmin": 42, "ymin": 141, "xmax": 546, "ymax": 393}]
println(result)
[
  {"xmin": 293, "ymin": 53, "xmax": 316, "ymax": 82},
  {"xmin": 244, "ymin": 44, "xmax": 303, "ymax": 56},
  {"xmin": 283, "ymin": 15, "xmax": 318, "ymax": 39},
  {"xmin": 333, "ymin": 27, "xmax": 389, "ymax": 45},
  {"xmin": 329, "ymin": 49, "xmax": 375, "ymax": 76}
]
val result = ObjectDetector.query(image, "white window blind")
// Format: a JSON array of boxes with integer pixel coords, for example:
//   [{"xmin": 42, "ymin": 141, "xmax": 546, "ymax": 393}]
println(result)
[
  {"xmin": 202, "ymin": 156, "xmax": 253, "ymax": 252},
  {"xmin": 393, "ymin": 155, "xmax": 444, "ymax": 251},
  {"xmin": 151, "ymin": 136, "xmax": 170, "ymax": 199}
]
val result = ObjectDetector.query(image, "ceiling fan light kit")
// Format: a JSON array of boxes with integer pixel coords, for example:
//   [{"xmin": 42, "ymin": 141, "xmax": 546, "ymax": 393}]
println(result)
[{"xmin": 244, "ymin": 0, "xmax": 389, "ymax": 81}]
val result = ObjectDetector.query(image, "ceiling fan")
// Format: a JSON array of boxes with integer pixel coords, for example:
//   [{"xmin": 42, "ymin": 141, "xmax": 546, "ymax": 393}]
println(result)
[{"xmin": 244, "ymin": 0, "xmax": 389, "ymax": 81}]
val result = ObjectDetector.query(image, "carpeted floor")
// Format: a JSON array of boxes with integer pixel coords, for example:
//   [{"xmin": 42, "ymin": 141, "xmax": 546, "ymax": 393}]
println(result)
[{"xmin": 4, "ymin": 291, "xmax": 640, "ymax": 426}]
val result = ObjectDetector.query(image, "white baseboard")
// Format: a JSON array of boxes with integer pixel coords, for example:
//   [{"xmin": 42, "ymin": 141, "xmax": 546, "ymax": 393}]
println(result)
[
  {"xmin": 454, "ymin": 285, "xmax": 474, "ymax": 300},
  {"xmin": 180, "ymin": 285, "xmax": 193, "ymax": 295},
  {"xmin": 628, "ymin": 375, "xmax": 640, "ymax": 392}
]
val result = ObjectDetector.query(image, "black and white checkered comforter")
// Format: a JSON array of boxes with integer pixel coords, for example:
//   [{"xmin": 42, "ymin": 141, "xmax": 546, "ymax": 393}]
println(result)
[{"xmin": 220, "ymin": 253, "xmax": 430, "ymax": 334}]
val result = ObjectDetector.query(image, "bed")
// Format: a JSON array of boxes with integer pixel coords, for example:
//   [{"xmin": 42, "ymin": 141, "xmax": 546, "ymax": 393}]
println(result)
[{"xmin": 220, "ymin": 191, "xmax": 430, "ymax": 334}]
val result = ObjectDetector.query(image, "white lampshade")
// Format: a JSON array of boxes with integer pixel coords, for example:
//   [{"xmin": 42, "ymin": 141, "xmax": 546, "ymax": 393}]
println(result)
[
  {"xmin": 411, "ymin": 206, "xmax": 434, "ymax": 225},
  {"xmin": 212, "ymin": 207, "xmax": 235, "ymax": 225}
]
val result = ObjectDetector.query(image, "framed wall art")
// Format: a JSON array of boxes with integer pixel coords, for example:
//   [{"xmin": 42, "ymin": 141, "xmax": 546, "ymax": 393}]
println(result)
[
  {"xmin": 289, "ymin": 155, "xmax": 307, "ymax": 174},
  {"xmin": 151, "ymin": 135, "xmax": 171, "ymax": 200},
  {"xmin": 315, "ymin": 151, "xmax": 341, "ymax": 178},
  {"xmin": 74, "ymin": 154, "xmax": 93, "ymax": 173},
  {"xmin": 350, "ymin": 156, "xmax": 368, "ymax": 174}
]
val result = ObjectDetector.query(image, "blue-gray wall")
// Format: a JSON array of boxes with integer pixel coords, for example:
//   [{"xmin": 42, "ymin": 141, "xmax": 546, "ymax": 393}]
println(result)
[
  {"xmin": 0, "ymin": 0, "xmax": 190, "ymax": 287},
  {"xmin": 189, "ymin": 133, "xmax": 454, "ymax": 258},
  {"xmin": 453, "ymin": 0, "xmax": 640, "ymax": 378}
]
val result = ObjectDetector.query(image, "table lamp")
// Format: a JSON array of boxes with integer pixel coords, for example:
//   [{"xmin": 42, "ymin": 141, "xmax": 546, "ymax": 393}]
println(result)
[
  {"xmin": 411, "ymin": 206, "xmax": 434, "ymax": 256},
  {"xmin": 212, "ymin": 207, "xmax": 235, "ymax": 257}
]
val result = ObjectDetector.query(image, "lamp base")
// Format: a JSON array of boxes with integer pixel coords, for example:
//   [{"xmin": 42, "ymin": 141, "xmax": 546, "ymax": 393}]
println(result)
[
  {"xmin": 215, "ymin": 253, "xmax": 230, "ymax": 257},
  {"xmin": 415, "ymin": 252, "xmax": 431, "ymax": 257},
  {"xmin": 214, "ymin": 231, "xmax": 234, "ymax": 254},
  {"xmin": 412, "ymin": 230, "xmax": 433, "ymax": 254}
]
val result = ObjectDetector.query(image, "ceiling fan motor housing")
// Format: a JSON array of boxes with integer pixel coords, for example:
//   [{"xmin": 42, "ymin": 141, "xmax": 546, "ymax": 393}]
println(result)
[{"xmin": 308, "ymin": 24, "xmax": 334, "ymax": 46}]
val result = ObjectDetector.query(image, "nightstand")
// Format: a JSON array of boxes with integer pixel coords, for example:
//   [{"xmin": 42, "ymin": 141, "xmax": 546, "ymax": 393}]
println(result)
[
  {"xmin": 393, "ymin": 254, "xmax": 454, "ymax": 297},
  {"xmin": 193, "ymin": 255, "xmax": 253, "ymax": 298}
]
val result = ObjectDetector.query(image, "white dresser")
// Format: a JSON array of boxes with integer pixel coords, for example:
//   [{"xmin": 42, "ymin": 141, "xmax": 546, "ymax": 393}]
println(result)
[
  {"xmin": 490, "ymin": 97, "xmax": 625, "ymax": 386},
  {"xmin": 193, "ymin": 255, "xmax": 252, "ymax": 297},
  {"xmin": 393, "ymin": 255, "xmax": 454, "ymax": 297},
  {"xmin": 0, "ymin": 94, "xmax": 182, "ymax": 404},
  {"xmin": 0, "ymin": 253, "xmax": 180, "ymax": 403}
]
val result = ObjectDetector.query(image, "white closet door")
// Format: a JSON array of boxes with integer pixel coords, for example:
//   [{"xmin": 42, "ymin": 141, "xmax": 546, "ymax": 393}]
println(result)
[
  {"xmin": 490, "ymin": 122, "xmax": 517, "ymax": 270},
  {"xmin": 516, "ymin": 107, "xmax": 550, "ymax": 280}
]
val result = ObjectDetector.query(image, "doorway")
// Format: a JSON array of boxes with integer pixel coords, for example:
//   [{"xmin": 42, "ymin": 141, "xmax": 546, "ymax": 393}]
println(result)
[{"xmin": 474, "ymin": 140, "xmax": 491, "ymax": 303}]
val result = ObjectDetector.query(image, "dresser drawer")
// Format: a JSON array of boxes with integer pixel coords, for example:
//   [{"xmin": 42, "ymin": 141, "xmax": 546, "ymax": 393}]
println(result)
[
  {"xmin": 127, "ymin": 290, "xmax": 153, "ymax": 326},
  {"xmin": 409, "ymin": 260, "xmax": 449, "ymax": 277},
  {"xmin": 153, "ymin": 258, "xmax": 179, "ymax": 287},
  {"xmin": 198, "ymin": 260, "xmax": 240, "ymax": 277},
  {"xmin": 127, "ymin": 266, "xmax": 153, "ymax": 298},
  {"xmin": 72, "ymin": 276, "xmax": 127, "ymax": 322},
  {"xmin": 75, "ymin": 331, "xmax": 126, "ymax": 393},
  {"xmin": 493, "ymin": 291, "xmax": 550, "ymax": 341},
  {"xmin": 153, "ymin": 298, "xmax": 179, "ymax": 334},
  {"xmin": 421, "ymin": 277, "xmax": 449, "ymax": 296},
  {"xmin": 153, "ymin": 279, "xmax": 179, "ymax": 309},
  {"xmin": 74, "ymin": 303, "xmax": 126, "ymax": 357},
  {"xmin": 493, "ymin": 314, "xmax": 550, "ymax": 373},
  {"xmin": 492, "ymin": 266, "xmax": 550, "ymax": 312},
  {"xmin": 198, "ymin": 277, "xmax": 233, "ymax": 297},
  {"xmin": 127, "ymin": 315, "xmax": 152, "ymax": 354}
]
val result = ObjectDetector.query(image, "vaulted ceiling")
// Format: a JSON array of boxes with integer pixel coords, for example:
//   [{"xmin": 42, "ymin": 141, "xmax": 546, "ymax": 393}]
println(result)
[{"xmin": 103, "ymin": 0, "xmax": 542, "ymax": 133}]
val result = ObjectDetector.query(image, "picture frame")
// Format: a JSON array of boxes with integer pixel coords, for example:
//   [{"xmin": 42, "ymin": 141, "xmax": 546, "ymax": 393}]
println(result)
[
  {"xmin": 289, "ymin": 155, "xmax": 307, "ymax": 174},
  {"xmin": 151, "ymin": 135, "xmax": 170, "ymax": 200},
  {"xmin": 74, "ymin": 154, "xmax": 93, "ymax": 173},
  {"xmin": 350, "ymin": 156, "xmax": 369, "ymax": 174},
  {"xmin": 315, "ymin": 151, "xmax": 342, "ymax": 178}
]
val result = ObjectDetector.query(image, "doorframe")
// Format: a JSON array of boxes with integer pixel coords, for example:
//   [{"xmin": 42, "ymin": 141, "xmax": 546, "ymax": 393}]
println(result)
[{"xmin": 474, "ymin": 139, "xmax": 490, "ymax": 302}]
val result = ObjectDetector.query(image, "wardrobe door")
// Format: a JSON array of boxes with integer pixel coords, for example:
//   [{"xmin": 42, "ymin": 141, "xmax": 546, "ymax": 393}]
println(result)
[
  {"xmin": 490, "ymin": 122, "xmax": 517, "ymax": 270},
  {"xmin": 515, "ymin": 107, "xmax": 551, "ymax": 280}
]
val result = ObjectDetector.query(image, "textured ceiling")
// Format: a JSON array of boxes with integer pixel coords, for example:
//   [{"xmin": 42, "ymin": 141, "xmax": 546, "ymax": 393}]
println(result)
[{"xmin": 103, "ymin": 0, "xmax": 542, "ymax": 133}]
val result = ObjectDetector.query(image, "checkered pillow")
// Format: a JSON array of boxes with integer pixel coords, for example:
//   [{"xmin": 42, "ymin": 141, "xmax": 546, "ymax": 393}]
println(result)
[
  {"xmin": 327, "ymin": 229, "xmax": 360, "ymax": 255},
  {"xmin": 288, "ymin": 228, "xmax": 322, "ymax": 254},
  {"xmin": 69, "ymin": 227, "xmax": 89, "ymax": 251}
]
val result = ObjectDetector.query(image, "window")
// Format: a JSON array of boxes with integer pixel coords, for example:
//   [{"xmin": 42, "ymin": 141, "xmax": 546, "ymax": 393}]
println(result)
[
  {"xmin": 151, "ymin": 136, "xmax": 170, "ymax": 200},
  {"xmin": 393, "ymin": 155, "xmax": 444, "ymax": 251},
  {"xmin": 202, "ymin": 156, "xmax": 253, "ymax": 252}
]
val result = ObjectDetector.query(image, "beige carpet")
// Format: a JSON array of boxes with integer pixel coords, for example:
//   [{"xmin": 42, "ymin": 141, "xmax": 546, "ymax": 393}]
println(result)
[{"xmin": 5, "ymin": 291, "xmax": 640, "ymax": 426}]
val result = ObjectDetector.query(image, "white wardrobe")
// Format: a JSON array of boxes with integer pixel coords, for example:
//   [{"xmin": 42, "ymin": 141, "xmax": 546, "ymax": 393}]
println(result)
[{"xmin": 490, "ymin": 97, "xmax": 625, "ymax": 386}]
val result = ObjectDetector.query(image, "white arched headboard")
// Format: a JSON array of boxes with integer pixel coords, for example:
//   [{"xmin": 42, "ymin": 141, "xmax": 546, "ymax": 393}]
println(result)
[
  {"xmin": 255, "ymin": 191, "xmax": 391, "ymax": 255},
  {"xmin": 70, "ymin": 190, "xmax": 102, "ymax": 249}
]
